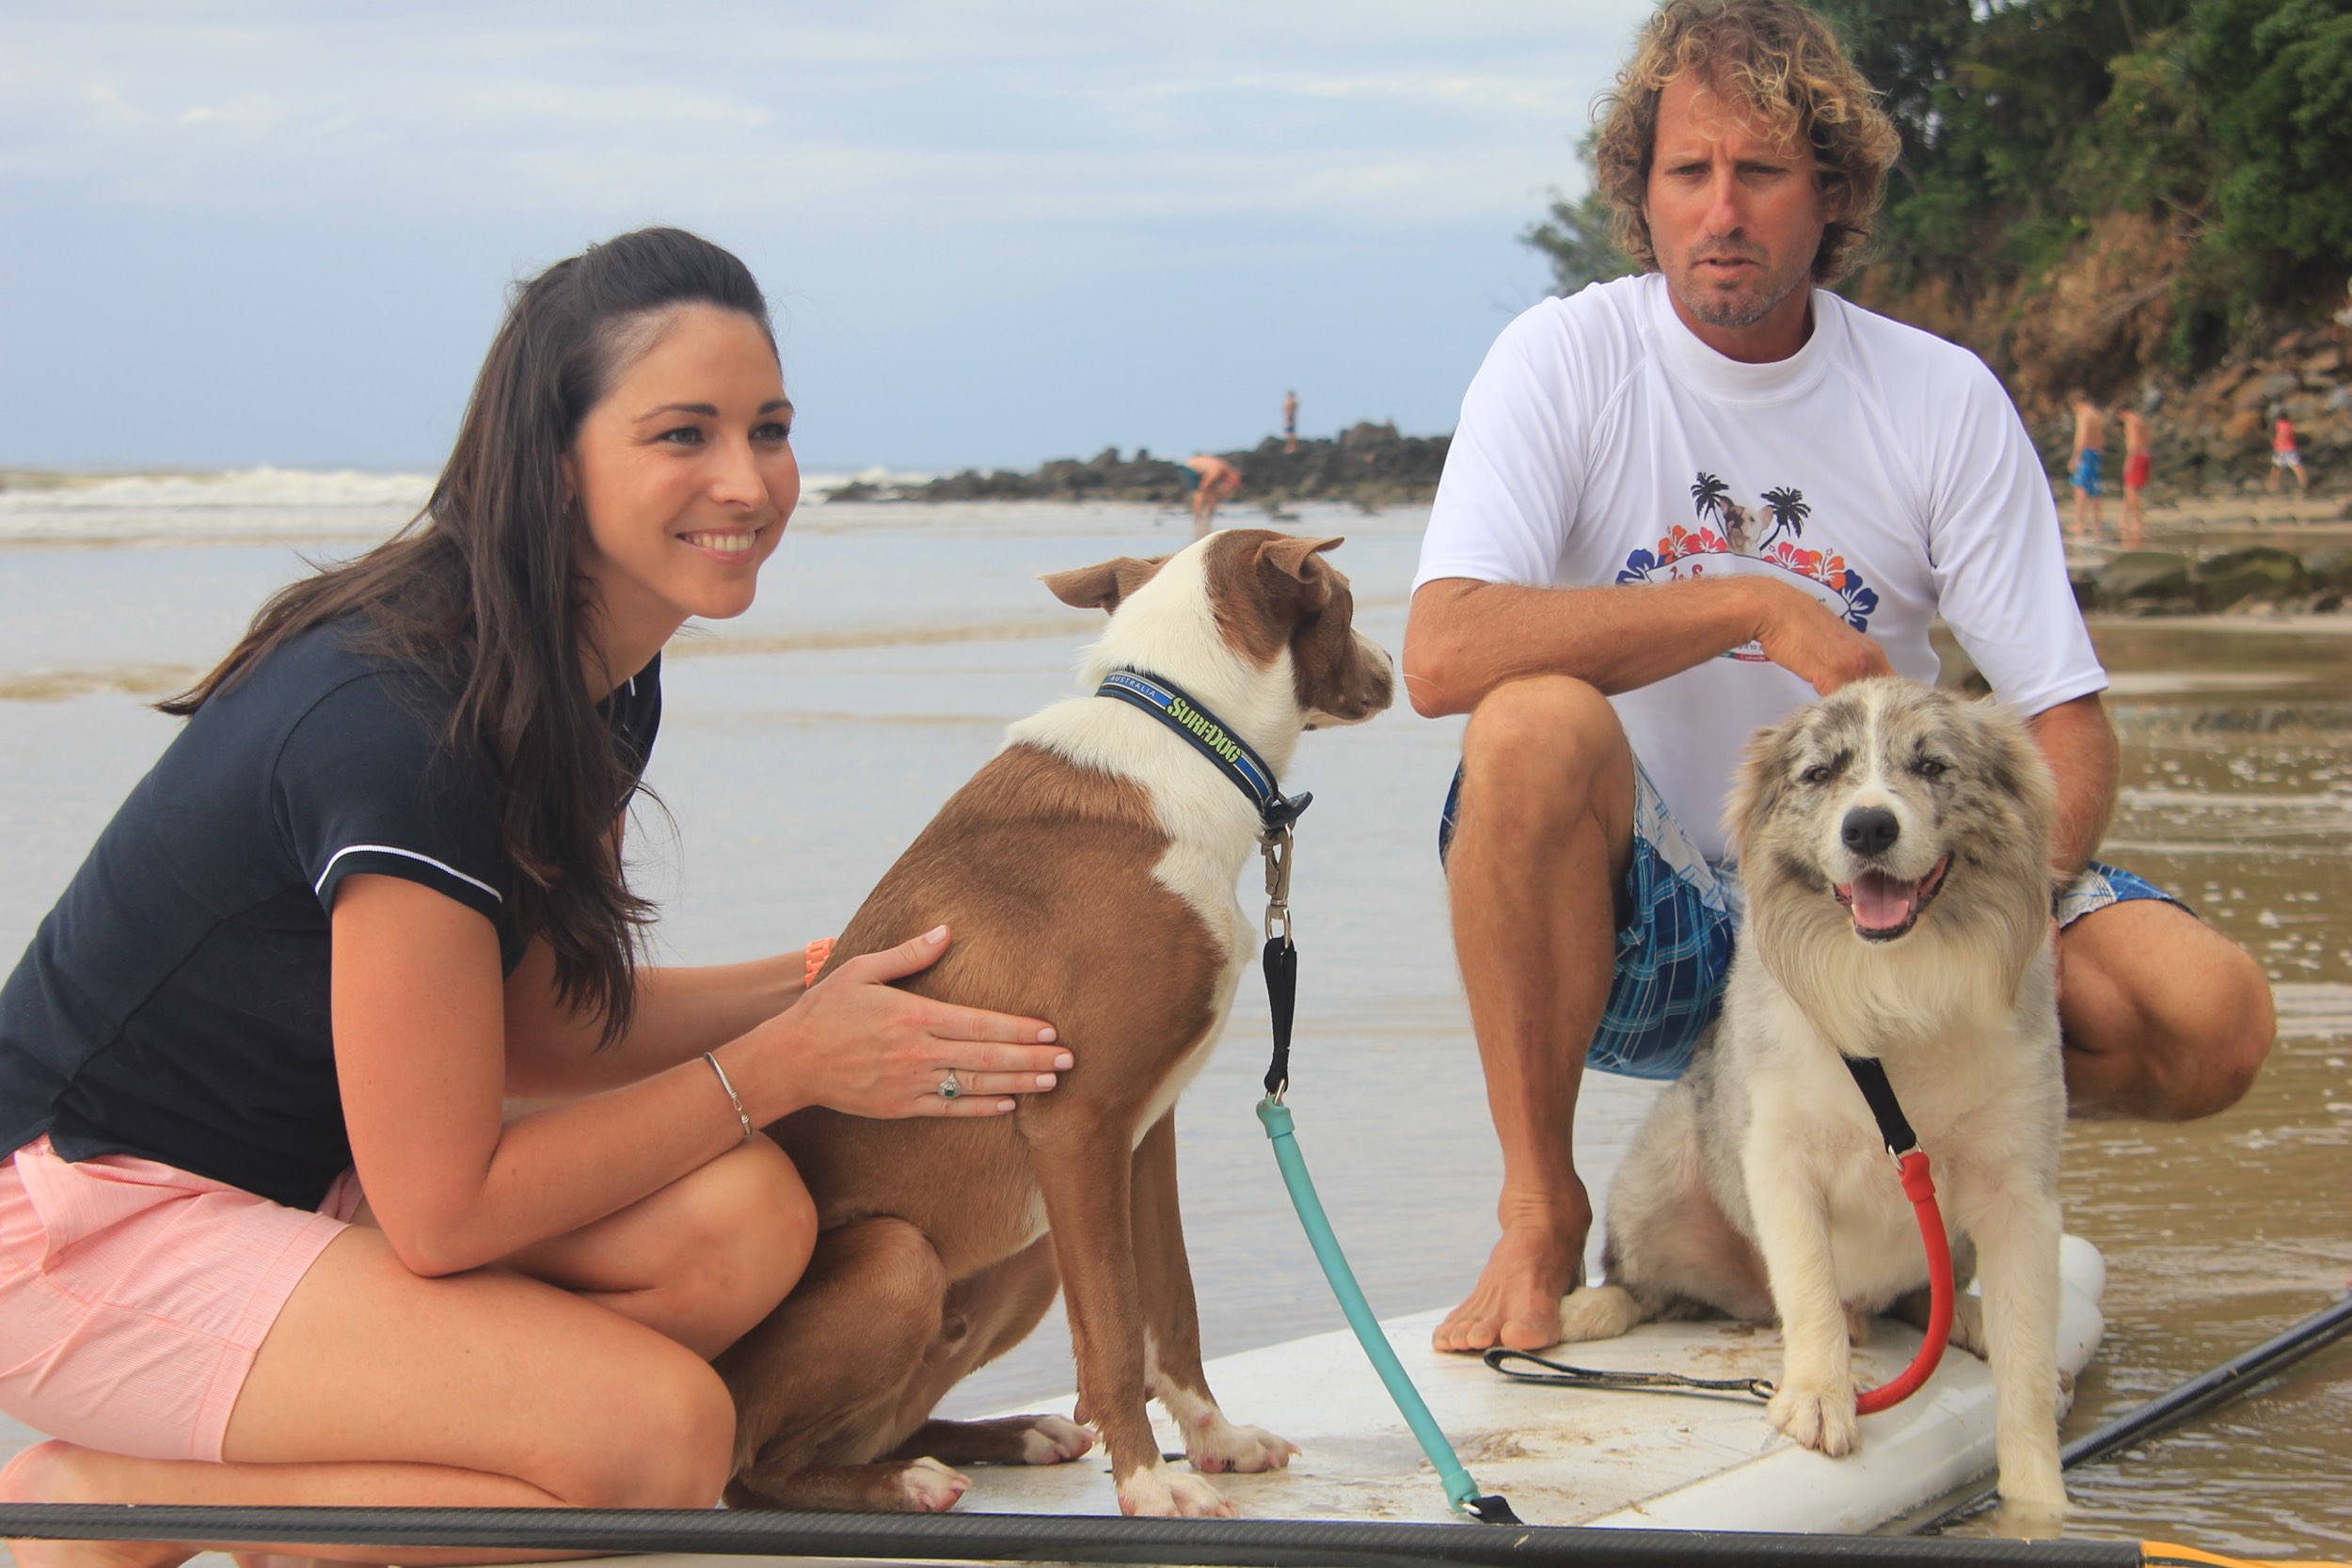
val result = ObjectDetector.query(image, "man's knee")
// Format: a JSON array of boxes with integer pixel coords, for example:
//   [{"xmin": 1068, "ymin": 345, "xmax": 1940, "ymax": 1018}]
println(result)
[
  {"xmin": 1461, "ymin": 676, "xmax": 1627, "ymax": 794},
  {"xmin": 2174, "ymin": 940, "xmax": 2274, "ymax": 1117},
  {"xmin": 2063, "ymin": 904, "xmax": 2274, "ymax": 1119}
]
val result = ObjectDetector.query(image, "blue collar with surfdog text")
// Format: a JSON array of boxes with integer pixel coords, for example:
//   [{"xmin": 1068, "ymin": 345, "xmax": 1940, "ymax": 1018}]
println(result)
[{"xmin": 1094, "ymin": 669, "xmax": 1312, "ymax": 833}]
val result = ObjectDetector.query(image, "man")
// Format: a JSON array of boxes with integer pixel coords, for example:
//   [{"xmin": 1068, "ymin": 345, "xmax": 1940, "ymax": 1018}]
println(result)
[
  {"xmin": 2118, "ymin": 402, "xmax": 2153, "ymax": 548},
  {"xmin": 2069, "ymin": 389, "xmax": 2108, "ymax": 541},
  {"xmin": 1283, "ymin": 389, "xmax": 1301, "ymax": 454},
  {"xmin": 1183, "ymin": 452, "xmax": 1243, "ymax": 537},
  {"xmin": 1403, "ymin": 0, "xmax": 2274, "ymax": 1357}
]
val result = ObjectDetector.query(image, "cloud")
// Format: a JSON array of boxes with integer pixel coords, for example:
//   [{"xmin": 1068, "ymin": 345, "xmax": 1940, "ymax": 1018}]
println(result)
[{"xmin": 0, "ymin": 2, "xmax": 1636, "ymax": 228}]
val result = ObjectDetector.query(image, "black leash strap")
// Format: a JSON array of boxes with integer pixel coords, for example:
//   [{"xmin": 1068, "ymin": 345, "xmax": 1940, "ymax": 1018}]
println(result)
[
  {"xmin": 1261, "ymin": 823, "xmax": 1298, "ymax": 1100},
  {"xmin": 1263, "ymin": 932, "xmax": 1296, "ymax": 1100},
  {"xmin": 1839, "ymin": 1053, "xmax": 1919, "ymax": 1158},
  {"xmin": 1484, "ymin": 1347, "xmax": 1775, "ymax": 1402}
]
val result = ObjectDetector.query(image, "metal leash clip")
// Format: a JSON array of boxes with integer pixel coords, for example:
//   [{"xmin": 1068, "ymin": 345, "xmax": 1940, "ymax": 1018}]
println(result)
[{"xmin": 1261, "ymin": 825, "xmax": 1295, "ymax": 942}]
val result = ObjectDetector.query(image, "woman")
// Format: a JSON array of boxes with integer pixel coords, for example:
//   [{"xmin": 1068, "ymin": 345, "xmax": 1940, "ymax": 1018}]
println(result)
[{"xmin": 0, "ymin": 228, "xmax": 1069, "ymax": 1567}]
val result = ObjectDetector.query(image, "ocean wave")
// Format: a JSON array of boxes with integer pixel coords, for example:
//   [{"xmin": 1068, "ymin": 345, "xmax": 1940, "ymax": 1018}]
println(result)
[
  {"xmin": 0, "ymin": 465, "xmax": 933, "ymax": 543},
  {"xmin": 0, "ymin": 466, "xmax": 431, "ymax": 543}
]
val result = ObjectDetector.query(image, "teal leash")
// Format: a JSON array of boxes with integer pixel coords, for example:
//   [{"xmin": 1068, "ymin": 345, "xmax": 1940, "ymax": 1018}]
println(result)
[{"xmin": 1251, "ymin": 826, "xmax": 1519, "ymax": 1526}]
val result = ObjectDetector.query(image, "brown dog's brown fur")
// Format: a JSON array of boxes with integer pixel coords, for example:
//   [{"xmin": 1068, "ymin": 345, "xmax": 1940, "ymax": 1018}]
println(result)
[{"xmin": 719, "ymin": 531, "xmax": 1391, "ymax": 1514}]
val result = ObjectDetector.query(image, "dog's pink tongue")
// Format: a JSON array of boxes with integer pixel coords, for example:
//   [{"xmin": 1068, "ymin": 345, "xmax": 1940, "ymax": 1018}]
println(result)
[{"xmin": 1851, "ymin": 869, "xmax": 1919, "ymax": 931}]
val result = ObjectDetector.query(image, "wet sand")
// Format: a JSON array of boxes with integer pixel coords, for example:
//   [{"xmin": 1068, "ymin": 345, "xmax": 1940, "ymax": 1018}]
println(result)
[{"xmin": 1, "ymin": 498, "xmax": 2345, "ymax": 1556}]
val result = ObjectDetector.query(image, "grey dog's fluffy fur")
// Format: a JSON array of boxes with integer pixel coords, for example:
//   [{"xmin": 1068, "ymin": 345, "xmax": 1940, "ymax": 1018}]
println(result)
[{"xmin": 1556, "ymin": 676, "xmax": 2068, "ymax": 1517}]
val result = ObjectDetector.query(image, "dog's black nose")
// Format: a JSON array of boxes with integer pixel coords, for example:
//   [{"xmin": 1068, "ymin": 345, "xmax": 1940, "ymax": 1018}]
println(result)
[{"xmin": 1841, "ymin": 806, "xmax": 1900, "ymax": 857}]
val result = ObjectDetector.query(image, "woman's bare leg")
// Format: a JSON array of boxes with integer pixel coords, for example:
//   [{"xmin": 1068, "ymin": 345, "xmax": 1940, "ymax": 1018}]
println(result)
[
  {"xmin": 4, "ymin": 1224, "xmax": 737, "ymax": 1568},
  {"xmin": 501, "ymin": 1132, "xmax": 816, "ymax": 1357}
]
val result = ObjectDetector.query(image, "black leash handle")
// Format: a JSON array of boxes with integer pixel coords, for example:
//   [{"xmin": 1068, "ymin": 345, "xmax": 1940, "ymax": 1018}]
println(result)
[
  {"xmin": 1484, "ymin": 1347, "xmax": 1776, "ymax": 1402},
  {"xmin": 1262, "ymin": 932, "xmax": 1296, "ymax": 1100}
]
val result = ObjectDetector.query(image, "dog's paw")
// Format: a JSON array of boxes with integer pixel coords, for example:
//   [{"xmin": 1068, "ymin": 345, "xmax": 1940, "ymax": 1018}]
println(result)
[
  {"xmin": 1118, "ymin": 1463, "xmax": 1234, "ymax": 1518},
  {"xmin": 1555, "ymin": 1284, "xmax": 1643, "ymax": 1343},
  {"xmin": 1014, "ymin": 1415, "xmax": 1095, "ymax": 1465},
  {"xmin": 893, "ymin": 1457, "xmax": 971, "ymax": 1512},
  {"xmin": 1766, "ymin": 1382, "xmax": 1859, "ymax": 1457},
  {"xmin": 1186, "ymin": 1417, "xmax": 1298, "ymax": 1475},
  {"xmin": 1992, "ymin": 1461, "xmax": 2067, "ymax": 1535}
]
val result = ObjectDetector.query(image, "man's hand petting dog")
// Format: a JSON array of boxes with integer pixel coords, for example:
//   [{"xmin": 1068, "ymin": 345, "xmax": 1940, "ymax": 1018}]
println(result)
[
  {"xmin": 1753, "ymin": 579, "xmax": 1892, "ymax": 697},
  {"xmin": 752, "ymin": 924, "xmax": 1069, "ymax": 1118}
]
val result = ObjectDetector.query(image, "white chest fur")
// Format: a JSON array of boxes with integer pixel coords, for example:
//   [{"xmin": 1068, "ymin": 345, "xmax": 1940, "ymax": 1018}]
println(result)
[{"xmin": 1004, "ymin": 547, "xmax": 1301, "ymax": 1147}]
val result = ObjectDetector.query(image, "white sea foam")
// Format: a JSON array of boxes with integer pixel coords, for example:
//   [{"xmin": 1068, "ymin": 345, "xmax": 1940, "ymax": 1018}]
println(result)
[
  {"xmin": 0, "ymin": 465, "xmax": 930, "ymax": 542},
  {"xmin": 0, "ymin": 467, "xmax": 433, "ymax": 543}
]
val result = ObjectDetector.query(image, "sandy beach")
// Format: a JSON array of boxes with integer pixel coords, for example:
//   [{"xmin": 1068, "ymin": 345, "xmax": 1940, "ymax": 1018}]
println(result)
[{"xmin": 1, "ymin": 481, "xmax": 2345, "ymax": 1555}]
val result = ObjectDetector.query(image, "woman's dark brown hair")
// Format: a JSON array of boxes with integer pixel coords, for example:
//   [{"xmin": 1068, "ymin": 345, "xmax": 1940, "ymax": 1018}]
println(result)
[{"xmin": 165, "ymin": 227, "xmax": 776, "ymax": 1044}]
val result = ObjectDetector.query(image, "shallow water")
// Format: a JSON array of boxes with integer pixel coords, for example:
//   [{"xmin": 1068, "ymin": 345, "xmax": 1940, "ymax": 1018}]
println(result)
[{"xmin": 1, "ymin": 494, "xmax": 2346, "ymax": 1556}]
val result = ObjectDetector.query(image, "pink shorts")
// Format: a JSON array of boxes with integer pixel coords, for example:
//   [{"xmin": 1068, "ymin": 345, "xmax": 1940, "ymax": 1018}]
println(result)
[{"xmin": 0, "ymin": 1136, "xmax": 363, "ymax": 1463}]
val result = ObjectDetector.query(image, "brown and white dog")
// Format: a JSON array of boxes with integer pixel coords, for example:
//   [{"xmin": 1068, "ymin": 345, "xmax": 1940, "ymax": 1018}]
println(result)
[
  {"xmin": 719, "ymin": 529, "xmax": 1394, "ymax": 1518},
  {"xmin": 1552, "ymin": 677, "xmax": 2068, "ymax": 1519}
]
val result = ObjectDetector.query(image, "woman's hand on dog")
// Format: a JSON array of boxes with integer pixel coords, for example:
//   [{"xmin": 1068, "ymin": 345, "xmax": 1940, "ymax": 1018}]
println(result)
[{"xmin": 735, "ymin": 924, "xmax": 1070, "ymax": 1119}]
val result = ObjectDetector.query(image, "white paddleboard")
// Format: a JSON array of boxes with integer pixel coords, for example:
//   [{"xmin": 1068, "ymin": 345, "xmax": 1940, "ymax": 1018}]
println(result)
[{"xmin": 597, "ymin": 1233, "xmax": 2103, "ymax": 1567}]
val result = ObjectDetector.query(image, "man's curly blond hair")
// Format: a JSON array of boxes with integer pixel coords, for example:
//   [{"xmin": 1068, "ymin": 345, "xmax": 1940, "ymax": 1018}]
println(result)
[{"xmin": 1593, "ymin": 0, "xmax": 1899, "ymax": 285}]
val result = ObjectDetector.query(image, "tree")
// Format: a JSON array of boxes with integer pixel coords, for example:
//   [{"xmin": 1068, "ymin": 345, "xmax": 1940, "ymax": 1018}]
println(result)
[
  {"xmin": 1523, "ymin": 132, "xmax": 1640, "ymax": 296},
  {"xmin": 2189, "ymin": 0, "xmax": 2352, "ymax": 302}
]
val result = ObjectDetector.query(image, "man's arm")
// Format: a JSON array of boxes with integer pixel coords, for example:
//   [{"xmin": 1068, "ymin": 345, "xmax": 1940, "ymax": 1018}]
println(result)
[
  {"xmin": 1403, "ymin": 574, "xmax": 1891, "ymax": 720},
  {"xmin": 2025, "ymin": 692, "xmax": 2120, "ymax": 876}
]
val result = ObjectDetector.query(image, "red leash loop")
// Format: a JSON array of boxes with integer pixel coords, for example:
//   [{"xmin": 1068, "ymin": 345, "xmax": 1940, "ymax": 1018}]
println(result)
[{"xmin": 1854, "ymin": 1149, "xmax": 1953, "ymax": 1414}]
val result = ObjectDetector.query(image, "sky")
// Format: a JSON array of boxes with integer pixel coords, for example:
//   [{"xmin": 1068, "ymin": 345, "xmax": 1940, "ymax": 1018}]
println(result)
[{"xmin": 0, "ymin": 2, "xmax": 1655, "ymax": 476}]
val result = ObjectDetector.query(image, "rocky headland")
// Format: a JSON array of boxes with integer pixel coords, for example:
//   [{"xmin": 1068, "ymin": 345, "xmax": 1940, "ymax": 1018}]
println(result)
[{"xmin": 822, "ymin": 420, "xmax": 1448, "ymax": 511}]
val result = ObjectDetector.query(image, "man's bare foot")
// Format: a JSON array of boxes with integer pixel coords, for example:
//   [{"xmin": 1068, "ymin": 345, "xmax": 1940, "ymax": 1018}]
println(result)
[
  {"xmin": 1433, "ymin": 1205, "xmax": 1590, "ymax": 1354},
  {"xmin": 1, "ymin": 1441, "xmax": 195, "ymax": 1568}
]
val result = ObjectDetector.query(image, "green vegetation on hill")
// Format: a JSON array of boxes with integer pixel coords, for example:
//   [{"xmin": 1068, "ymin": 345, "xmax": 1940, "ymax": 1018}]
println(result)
[{"xmin": 1527, "ymin": 0, "xmax": 2352, "ymax": 391}]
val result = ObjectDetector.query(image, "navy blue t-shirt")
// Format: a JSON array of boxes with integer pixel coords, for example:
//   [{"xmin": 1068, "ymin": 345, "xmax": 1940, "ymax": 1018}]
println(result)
[{"xmin": 0, "ymin": 621, "xmax": 660, "ymax": 1209}]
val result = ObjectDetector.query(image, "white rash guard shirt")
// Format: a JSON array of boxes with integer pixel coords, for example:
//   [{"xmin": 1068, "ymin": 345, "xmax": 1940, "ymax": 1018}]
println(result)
[{"xmin": 1413, "ymin": 272, "xmax": 2106, "ymax": 862}]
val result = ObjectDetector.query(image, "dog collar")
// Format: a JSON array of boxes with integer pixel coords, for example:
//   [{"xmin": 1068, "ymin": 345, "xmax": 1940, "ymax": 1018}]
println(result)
[{"xmin": 1094, "ymin": 669, "xmax": 1311, "ymax": 833}]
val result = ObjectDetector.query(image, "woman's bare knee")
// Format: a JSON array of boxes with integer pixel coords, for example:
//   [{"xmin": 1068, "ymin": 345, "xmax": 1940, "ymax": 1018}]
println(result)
[
  {"xmin": 644, "ymin": 1135, "xmax": 818, "ymax": 1353},
  {"xmin": 558, "ymin": 1344, "xmax": 737, "ymax": 1507}
]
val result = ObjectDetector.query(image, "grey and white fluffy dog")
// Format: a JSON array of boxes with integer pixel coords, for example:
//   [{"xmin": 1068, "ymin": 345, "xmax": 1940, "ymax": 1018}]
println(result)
[{"xmin": 1555, "ymin": 676, "xmax": 2067, "ymax": 1516}]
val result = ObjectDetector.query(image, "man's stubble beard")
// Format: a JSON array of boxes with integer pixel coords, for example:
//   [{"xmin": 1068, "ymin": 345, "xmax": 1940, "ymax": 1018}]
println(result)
[{"xmin": 1668, "ymin": 242, "xmax": 1815, "ymax": 332}]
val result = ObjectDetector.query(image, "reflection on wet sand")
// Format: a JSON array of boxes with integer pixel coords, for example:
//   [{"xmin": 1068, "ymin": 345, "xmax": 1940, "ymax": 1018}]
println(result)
[{"xmin": 1933, "ymin": 618, "xmax": 2351, "ymax": 1554}]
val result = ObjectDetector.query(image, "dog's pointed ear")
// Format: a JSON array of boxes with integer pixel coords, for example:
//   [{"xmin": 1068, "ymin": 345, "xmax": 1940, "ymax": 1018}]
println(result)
[
  {"xmin": 1257, "ymin": 533, "xmax": 1343, "ymax": 612},
  {"xmin": 1724, "ymin": 715, "xmax": 1794, "ymax": 861},
  {"xmin": 1041, "ymin": 555, "xmax": 1168, "ymax": 614}
]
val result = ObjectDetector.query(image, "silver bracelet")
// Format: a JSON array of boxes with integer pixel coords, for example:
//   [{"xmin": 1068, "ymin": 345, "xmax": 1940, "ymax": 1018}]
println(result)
[{"xmin": 704, "ymin": 1051, "xmax": 755, "ymax": 1142}]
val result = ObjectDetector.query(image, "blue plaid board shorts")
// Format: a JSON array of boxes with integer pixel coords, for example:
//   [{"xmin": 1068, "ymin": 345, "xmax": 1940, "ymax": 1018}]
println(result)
[{"xmin": 1437, "ymin": 760, "xmax": 2189, "ymax": 1082}]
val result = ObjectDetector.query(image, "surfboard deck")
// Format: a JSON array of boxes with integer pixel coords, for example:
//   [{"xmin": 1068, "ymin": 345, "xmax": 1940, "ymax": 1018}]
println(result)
[{"xmin": 596, "ymin": 1234, "xmax": 2103, "ymax": 1564}]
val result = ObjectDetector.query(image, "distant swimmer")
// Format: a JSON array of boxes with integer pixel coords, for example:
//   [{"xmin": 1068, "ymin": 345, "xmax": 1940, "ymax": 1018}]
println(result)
[
  {"xmin": 2068, "ymin": 388, "xmax": 2106, "ymax": 542},
  {"xmin": 1282, "ymin": 389, "xmax": 1299, "ymax": 454},
  {"xmin": 1183, "ymin": 452, "xmax": 1242, "ymax": 537}
]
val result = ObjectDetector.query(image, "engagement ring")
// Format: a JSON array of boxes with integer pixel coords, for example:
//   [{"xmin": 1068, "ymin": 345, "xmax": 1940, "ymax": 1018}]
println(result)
[{"xmin": 937, "ymin": 1071, "xmax": 961, "ymax": 1101}]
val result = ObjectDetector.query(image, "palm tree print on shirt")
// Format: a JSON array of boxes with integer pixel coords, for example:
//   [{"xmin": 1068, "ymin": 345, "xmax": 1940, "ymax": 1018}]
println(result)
[
  {"xmin": 1759, "ymin": 486, "xmax": 1809, "ymax": 549},
  {"xmin": 1616, "ymin": 471, "xmax": 1878, "ymax": 635}
]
